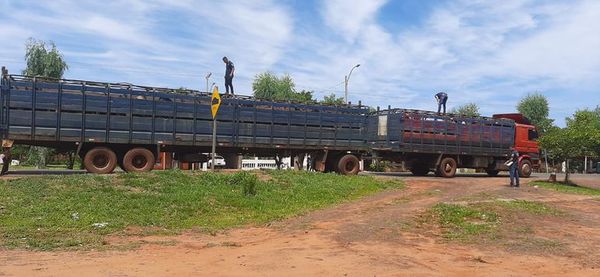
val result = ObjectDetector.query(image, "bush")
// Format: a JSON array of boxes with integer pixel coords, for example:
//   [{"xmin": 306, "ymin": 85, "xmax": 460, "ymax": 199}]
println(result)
[
  {"xmin": 229, "ymin": 171, "xmax": 258, "ymax": 196},
  {"xmin": 369, "ymin": 161, "xmax": 390, "ymax": 172}
]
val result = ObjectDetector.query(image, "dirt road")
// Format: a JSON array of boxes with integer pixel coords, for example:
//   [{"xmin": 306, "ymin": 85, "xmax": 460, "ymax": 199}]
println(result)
[{"xmin": 1, "ymin": 174, "xmax": 599, "ymax": 276}]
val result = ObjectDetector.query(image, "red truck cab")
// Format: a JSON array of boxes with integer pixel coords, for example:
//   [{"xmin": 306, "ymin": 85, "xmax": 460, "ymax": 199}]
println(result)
[{"xmin": 493, "ymin": 113, "xmax": 540, "ymax": 177}]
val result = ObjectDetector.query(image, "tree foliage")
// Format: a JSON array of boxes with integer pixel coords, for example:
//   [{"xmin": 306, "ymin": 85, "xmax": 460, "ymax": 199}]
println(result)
[
  {"xmin": 321, "ymin": 93, "xmax": 345, "ymax": 105},
  {"xmin": 22, "ymin": 38, "xmax": 68, "ymax": 78},
  {"xmin": 174, "ymin": 87, "xmax": 192, "ymax": 95},
  {"xmin": 450, "ymin": 103, "xmax": 480, "ymax": 117},
  {"xmin": 252, "ymin": 72, "xmax": 314, "ymax": 103},
  {"xmin": 517, "ymin": 93, "xmax": 554, "ymax": 134},
  {"xmin": 21, "ymin": 38, "xmax": 68, "ymax": 168},
  {"xmin": 539, "ymin": 109, "xmax": 600, "ymax": 183},
  {"xmin": 564, "ymin": 109, "xmax": 600, "ymax": 156}
]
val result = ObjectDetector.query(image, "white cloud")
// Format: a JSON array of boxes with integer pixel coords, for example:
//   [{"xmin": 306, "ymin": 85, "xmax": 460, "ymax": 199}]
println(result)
[
  {"xmin": 322, "ymin": 0, "xmax": 388, "ymax": 41},
  {"xmin": 0, "ymin": 0, "xmax": 597, "ymax": 126},
  {"xmin": 0, "ymin": 0, "xmax": 293, "ymax": 89},
  {"xmin": 497, "ymin": 1, "xmax": 600, "ymax": 85},
  {"xmin": 304, "ymin": 0, "xmax": 600, "ymax": 124}
]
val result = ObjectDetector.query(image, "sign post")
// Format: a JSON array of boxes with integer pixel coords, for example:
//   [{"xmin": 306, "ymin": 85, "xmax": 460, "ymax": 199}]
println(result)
[{"xmin": 210, "ymin": 86, "xmax": 221, "ymax": 171}]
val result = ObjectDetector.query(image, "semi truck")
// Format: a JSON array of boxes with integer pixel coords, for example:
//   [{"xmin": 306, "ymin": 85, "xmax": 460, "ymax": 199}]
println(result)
[
  {"xmin": 368, "ymin": 109, "xmax": 539, "ymax": 177},
  {"xmin": 0, "ymin": 67, "xmax": 539, "ymax": 177}
]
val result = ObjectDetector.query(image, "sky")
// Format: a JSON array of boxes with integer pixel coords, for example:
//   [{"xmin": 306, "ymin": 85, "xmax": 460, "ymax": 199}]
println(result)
[{"xmin": 0, "ymin": 0, "xmax": 598, "ymax": 126}]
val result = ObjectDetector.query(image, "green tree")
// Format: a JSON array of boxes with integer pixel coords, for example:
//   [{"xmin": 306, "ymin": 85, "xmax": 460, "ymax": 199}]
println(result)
[
  {"xmin": 174, "ymin": 87, "xmax": 192, "ymax": 95},
  {"xmin": 450, "ymin": 103, "xmax": 480, "ymax": 117},
  {"xmin": 252, "ymin": 72, "xmax": 314, "ymax": 103},
  {"xmin": 539, "ymin": 109, "xmax": 600, "ymax": 183},
  {"xmin": 22, "ymin": 38, "xmax": 69, "ymax": 169},
  {"xmin": 23, "ymin": 38, "xmax": 68, "ymax": 78},
  {"xmin": 565, "ymin": 109, "xmax": 600, "ymax": 156},
  {"xmin": 321, "ymin": 93, "xmax": 345, "ymax": 105},
  {"xmin": 517, "ymin": 93, "xmax": 554, "ymax": 134}
]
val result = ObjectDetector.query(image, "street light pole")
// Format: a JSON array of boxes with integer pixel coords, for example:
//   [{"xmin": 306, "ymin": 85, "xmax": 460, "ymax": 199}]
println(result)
[
  {"xmin": 205, "ymin": 72, "xmax": 212, "ymax": 93},
  {"xmin": 344, "ymin": 64, "xmax": 360, "ymax": 104}
]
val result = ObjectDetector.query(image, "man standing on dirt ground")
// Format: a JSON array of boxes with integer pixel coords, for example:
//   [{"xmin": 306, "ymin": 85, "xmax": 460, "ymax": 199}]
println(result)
[
  {"xmin": 223, "ymin": 56, "xmax": 235, "ymax": 95},
  {"xmin": 435, "ymin": 92, "xmax": 448, "ymax": 114},
  {"xmin": 508, "ymin": 147, "xmax": 520, "ymax": 187}
]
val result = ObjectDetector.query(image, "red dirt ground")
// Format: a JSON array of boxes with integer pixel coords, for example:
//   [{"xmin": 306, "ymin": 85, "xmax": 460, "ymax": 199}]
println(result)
[{"xmin": 1, "ymin": 173, "xmax": 599, "ymax": 276}]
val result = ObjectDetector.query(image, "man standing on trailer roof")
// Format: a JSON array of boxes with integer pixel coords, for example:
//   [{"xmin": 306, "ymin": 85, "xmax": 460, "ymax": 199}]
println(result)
[
  {"xmin": 223, "ymin": 56, "xmax": 235, "ymax": 95},
  {"xmin": 435, "ymin": 92, "xmax": 448, "ymax": 114}
]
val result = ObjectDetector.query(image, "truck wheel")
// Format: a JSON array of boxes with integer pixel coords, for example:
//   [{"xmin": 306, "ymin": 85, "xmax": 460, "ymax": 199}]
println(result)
[
  {"xmin": 486, "ymin": 169, "xmax": 499, "ymax": 177},
  {"xmin": 123, "ymin": 148, "xmax": 155, "ymax": 172},
  {"xmin": 336, "ymin": 154, "xmax": 360, "ymax": 175},
  {"xmin": 519, "ymin": 159, "xmax": 532, "ymax": 178},
  {"xmin": 83, "ymin": 147, "xmax": 117, "ymax": 174},
  {"xmin": 437, "ymin": 157, "xmax": 457, "ymax": 178}
]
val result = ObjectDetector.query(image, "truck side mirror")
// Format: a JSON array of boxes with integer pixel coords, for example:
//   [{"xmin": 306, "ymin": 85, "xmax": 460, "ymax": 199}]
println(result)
[{"xmin": 528, "ymin": 129, "xmax": 539, "ymax": 140}]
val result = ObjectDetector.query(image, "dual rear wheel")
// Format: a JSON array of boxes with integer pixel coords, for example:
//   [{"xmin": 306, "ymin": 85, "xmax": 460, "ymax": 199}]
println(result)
[{"xmin": 83, "ymin": 147, "xmax": 155, "ymax": 174}]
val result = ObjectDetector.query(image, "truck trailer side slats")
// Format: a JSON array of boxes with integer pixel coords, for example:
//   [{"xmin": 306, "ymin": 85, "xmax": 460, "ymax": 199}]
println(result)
[
  {"xmin": 1, "ymin": 75, "xmax": 368, "ymax": 150},
  {"xmin": 0, "ymin": 72, "xmax": 540, "ymax": 176}
]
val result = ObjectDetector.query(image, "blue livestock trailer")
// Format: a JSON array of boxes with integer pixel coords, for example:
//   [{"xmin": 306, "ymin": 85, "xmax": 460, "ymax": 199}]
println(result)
[{"xmin": 0, "ymin": 68, "xmax": 370, "ymax": 174}]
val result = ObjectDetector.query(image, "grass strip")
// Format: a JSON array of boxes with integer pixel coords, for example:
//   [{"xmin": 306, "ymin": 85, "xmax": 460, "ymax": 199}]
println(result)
[
  {"xmin": 530, "ymin": 181, "xmax": 600, "ymax": 196},
  {"xmin": 427, "ymin": 199, "xmax": 560, "ymax": 241},
  {"xmin": 0, "ymin": 170, "xmax": 403, "ymax": 250}
]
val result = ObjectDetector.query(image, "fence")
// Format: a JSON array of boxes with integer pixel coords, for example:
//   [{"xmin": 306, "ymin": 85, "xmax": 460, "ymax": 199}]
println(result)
[{"xmin": 241, "ymin": 157, "xmax": 291, "ymax": 170}]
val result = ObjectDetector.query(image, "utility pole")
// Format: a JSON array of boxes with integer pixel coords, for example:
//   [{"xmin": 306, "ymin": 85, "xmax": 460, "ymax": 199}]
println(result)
[
  {"xmin": 205, "ymin": 72, "xmax": 212, "ymax": 93},
  {"xmin": 344, "ymin": 64, "xmax": 360, "ymax": 104}
]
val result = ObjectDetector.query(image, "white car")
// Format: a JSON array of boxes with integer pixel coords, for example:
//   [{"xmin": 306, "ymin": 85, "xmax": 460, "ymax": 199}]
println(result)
[
  {"xmin": 208, "ymin": 155, "xmax": 226, "ymax": 168},
  {"xmin": 0, "ymin": 155, "xmax": 19, "ymax": 165}
]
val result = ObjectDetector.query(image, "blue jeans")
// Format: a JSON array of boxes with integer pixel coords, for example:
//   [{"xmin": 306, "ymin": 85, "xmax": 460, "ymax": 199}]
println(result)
[
  {"xmin": 225, "ymin": 76, "xmax": 234, "ymax": 94},
  {"xmin": 509, "ymin": 164, "xmax": 520, "ymax": 187},
  {"xmin": 437, "ymin": 99, "xmax": 447, "ymax": 113}
]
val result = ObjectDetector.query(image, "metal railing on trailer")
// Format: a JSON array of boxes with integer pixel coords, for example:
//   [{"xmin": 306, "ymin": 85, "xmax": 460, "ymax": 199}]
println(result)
[
  {"xmin": 0, "ymin": 68, "xmax": 372, "ymax": 174},
  {"xmin": 368, "ymin": 108, "xmax": 515, "ymax": 157}
]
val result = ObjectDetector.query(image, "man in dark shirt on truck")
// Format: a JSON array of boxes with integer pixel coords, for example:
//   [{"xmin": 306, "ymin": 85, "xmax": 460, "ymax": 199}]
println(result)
[
  {"xmin": 223, "ymin": 56, "xmax": 235, "ymax": 95},
  {"xmin": 435, "ymin": 92, "xmax": 448, "ymax": 114}
]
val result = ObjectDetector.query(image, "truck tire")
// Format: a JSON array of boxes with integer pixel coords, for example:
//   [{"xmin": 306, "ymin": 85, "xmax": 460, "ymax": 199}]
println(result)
[
  {"xmin": 519, "ymin": 159, "xmax": 532, "ymax": 178},
  {"xmin": 336, "ymin": 154, "xmax": 360, "ymax": 175},
  {"xmin": 83, "ymin": 147, "xmax": 117, "ymax": 174},
  {"xmin": 437, "ymin": 157, "xmax": 457, "ymax": 178},
  {"xmin": 122, "ymin": 148, "xmax": 155, "ymax": 173},
  {"xmin": 486, "ymin": 169, "xmax": 499, "ymax": 177}
]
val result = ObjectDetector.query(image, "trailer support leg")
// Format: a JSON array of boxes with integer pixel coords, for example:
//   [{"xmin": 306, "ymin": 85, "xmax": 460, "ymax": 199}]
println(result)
[
  {"xmin": 75, "ymin": 142, "xmax": 84, "ymax": 158},
  {"xmin": 314, "ymin": 150, "xmax": 329, "ymax": 172},
  {"xmin": 1, "ymin": 140, "xmax": 14, "ymax": 176}
]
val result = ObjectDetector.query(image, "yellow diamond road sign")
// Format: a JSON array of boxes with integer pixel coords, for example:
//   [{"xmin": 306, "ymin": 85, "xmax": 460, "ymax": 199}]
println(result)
[{"xmin": 211, "ymin": 86, "xmax": 221, "ymax": 119}]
